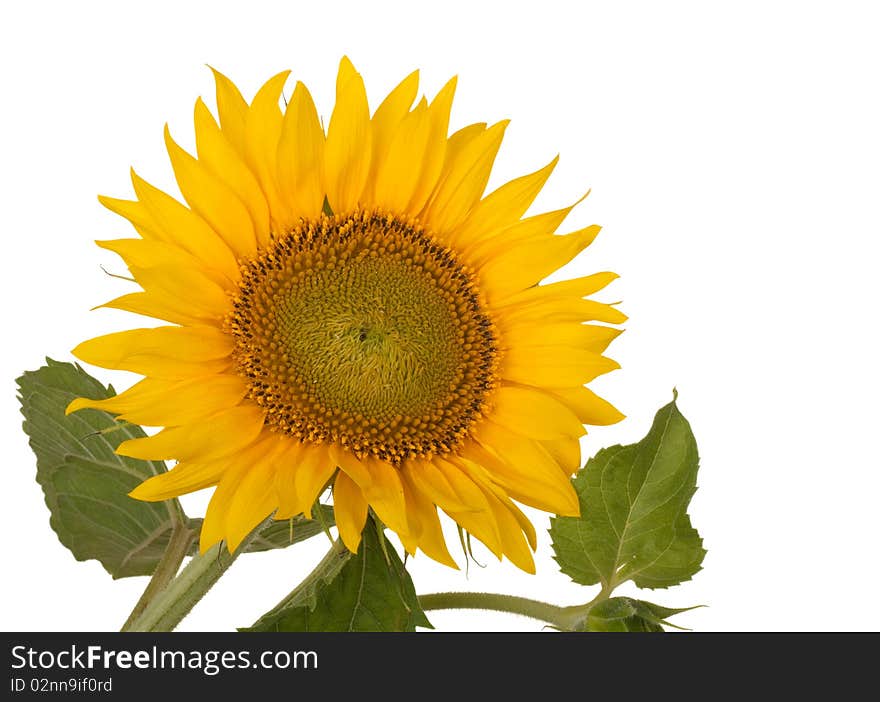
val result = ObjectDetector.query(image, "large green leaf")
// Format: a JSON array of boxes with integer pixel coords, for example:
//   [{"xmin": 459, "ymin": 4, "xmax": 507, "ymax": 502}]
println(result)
[
  {"xmin": 17, "ymin": 359, "xmax": 185, "ymax": 578},
  {"xmin": 585, "ymin": 597, "xmax": 700, "ymax": 632},
  {"xmin": 550, "ymin": 394, "xmax": 706, "ymax": 590},
  {"xmin": 245, "ymin": 520, "xmax": 432, "ymax": 631}
]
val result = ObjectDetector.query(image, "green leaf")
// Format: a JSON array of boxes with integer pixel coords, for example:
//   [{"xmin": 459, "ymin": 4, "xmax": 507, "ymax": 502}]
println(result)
[
  {"xmin": 550, "ymin": 393, "xmax": 706, "ymax": 590},
  {"xmin": 585, "ymin": 597, "xmax": 701, "ymax": 632},
  {"xmin": 244, "ymin": 519, "xmax": 432, "ymax": 631},
  {"xmin": 629, "ymin": 513, "xmax": 705, "ymax": 589},
  {"xmin": 17, "ymin": 359, "xmax": 185, "ymax": 578}
]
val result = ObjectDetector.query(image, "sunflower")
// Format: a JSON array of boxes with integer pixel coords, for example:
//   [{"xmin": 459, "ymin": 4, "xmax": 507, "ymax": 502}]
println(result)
[{"xmin": 68, "ymin": 58, "xmax": 625, "ymax": 573}]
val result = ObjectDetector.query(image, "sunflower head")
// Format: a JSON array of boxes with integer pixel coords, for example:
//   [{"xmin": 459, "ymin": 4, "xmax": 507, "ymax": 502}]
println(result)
[
  {"xmin": 68, "ymin": 57, "xmax": 625, "ymax": 573},
  {"xmin": 228, "ymin": 209, "xmax": 499, "ymax": 463}
]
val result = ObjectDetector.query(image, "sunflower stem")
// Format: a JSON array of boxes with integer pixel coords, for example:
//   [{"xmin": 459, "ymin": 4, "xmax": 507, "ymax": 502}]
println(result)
[
  {"xmin": 123, "ymin": 519, "xmax": 268, "ymax": 632},
  {"xmin": 120, "ymin": 523, "xmax": 194, "ymax": 632},
  {"xmin": 419, "ymin": 588, "xmax": 617, "ymax": 631}
]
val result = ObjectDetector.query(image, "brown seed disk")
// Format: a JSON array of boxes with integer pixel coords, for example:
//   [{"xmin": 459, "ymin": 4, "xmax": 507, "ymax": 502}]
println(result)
[{"xmin": 227, "ymin": 210, "xmax": 498, "ymax": 462}]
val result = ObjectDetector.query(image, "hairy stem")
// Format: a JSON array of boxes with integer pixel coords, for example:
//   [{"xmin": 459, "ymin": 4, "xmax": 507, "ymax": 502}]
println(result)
[
  {"xmin": 120, "ymin": 523, "xmax": 195, "ymax": 632},
  {"xmin": 418, "ymin": 592, "xmax": 589, "ymax": 630},
  {"xmin": 123, "ymin": 520, "xmax": 268, "ymax": 632}
]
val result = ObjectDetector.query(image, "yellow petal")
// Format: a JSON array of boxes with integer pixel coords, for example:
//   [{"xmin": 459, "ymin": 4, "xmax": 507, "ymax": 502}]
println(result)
[
  {"xmin": 429, "ymin": 457, "xmax": 491, "ymax": 513},
  {"xmin": 500, "ymin": 272, "xmax": 619, "ymax": 307},
  {"xmin": 225, "ymin": 456, "xmax": 279, "ymax": 551},
  {"xmin": 96, "ymin": 235, "xmax": 188, "ymax": 270},
  {"xmin": 481, "ymin": 486, "xmax": 536, "ymax": 573},
  {"xmin": 72, "ymin": 326, "xmax": 232, "ymax": 377},
  {"xmin": 448, "ymin": 507, "xmax": 503, "ymax": 560},
  {"xmin": 117, "ymin": 404, "xmax": 265, "ymax": 461},
  {"xmin": 462, "ymin": 198, "xmax": 585, "ymax": 265},
  {"xmin": 463, "ymin": 429, "xmax": 579, "ymax": 516},
  {"xmin": 400, "ymin": 458, "xmax": 471, "ymax": 513},
  {"xmin": 497, "ymin": 290, "xmax": 626, "ymax": 325},
  {"xmin": 294, "ymin": 442, "xmax": 336, "ymax": 518},
  {"xmin": 272, "ymin": 440, "xmax": 306, "ymax": 519},
  {"xmin": 372, "ymin": 99, "xmax": 432, "ymax": 211},
  {"xmin": 421, "ymin": 120, "xmax": 508, "ymax": 234},
  {"xmin": 397, "ymin": 478, "xmax": 423, "ymax": 556},
  {"xmin": 364, "ymin": 69, "xmax": 419, "ymax": 203},
  {"xmin": 194, "ymin": 98, "xmax": 271, "ymax": 243},
  {"xmin": 498, "ymin": 298, "xmax": 627, "ymax": 327},
  {"xmin": 541, "ymin": 436, "xmax": 582, "ymax": 475},
  {"xmin": 400, "ymin": 472, "xmax": 458, "ymax": 568},
  {"xmin": 333, "ymin": 470, "xmax": 368, "ymax": 553},
  {"xmin": 501, "ymin": 345, "xmax": 620, "ymax": 387},
  {"xmin": 548, "ymin": 386, "xmax": 626, "ymax": 426},
  {"xmin": 431, "ymin": 459, "xmax": 503, "ymax": 557},
  {"xmin": 277, "ymin": 81, "xmax": 325, "ymax": 221},
  {"xmin": 130, "ymin": 458, "xmax": 227, "ymax": 502},
  {"xmin": 98, "ymin": 195, "xmax": 158, "ymax": 240},
  {"xmin": 438, "ymin": 485, "xmax": 502, "ymax": 557},
  {"xmin": 210, "ymin": 67, "xmax": 248, "ymax": 155},
  {"xmin": 468, "ymin": 459, "xmax": 539, "ymax": 554},
  {"xmin": 97, "ymin": 292, "xmax": 211, "ymax": 327},
  {"xmin": 129, "ymin": 170, "xmax": 240, "ymax": 282},
  {"xmin": 479, "ymin": 224, "xmax": 602, "ymax": 302},
  {"xmin": 198, "ymin": 436, "xmax": 277, "ymax": 553},
  {"xmin": 67, "ymin": 374, "xmax": 248, "ymax": 427},
  {"xmin": 324, "ymin": 57, "xmax": 371, "ymax": 213},
  {"xmin": 329, "ymin": 444, "xmax": 372, "ymax": 489},
  {"xmin": 128, "ymin": 263, "xmax": 229, "ymax": 321},
  {"xmin": 165, "ymin": 126, "xmax": 257, "ymax": 259},
  {"xmin": 200, "ymin": 467, "xmax": 247, "ymax": 553},
  {"xmin": 501, "ymin": 322, "xmax": 622, "ymax": 354},
  {"xmin": 407, "ymin": 76, "xmax": 457, "ymax": 213},
  {"xmin": 361, "ymin": 456, "xmax": 408, "ymax": 537},
  {"xmin": 371, "ymin": 69, "xmax": 419, "ymax": 138},
  {"xmin": 448, "ymin": 156, "xmax": 558, "ymax": 249},
  {"xmin": 439, "ymin": 122, "xmax": 486, "ymax": 169},
  {"xmin": 490, "ymin": 385, "xmax": 585, "ymax": 440},
  {"xmin": 245, "ymin": 70, "xmax": 292, "ymax": 233},
  {"xmin": 96, "ymin": 238, "xmax": 229, "ymax": 291},
  {"xmin": 271, "ymin": 437, "xmax": 335, "ymax": 520},
  {"xmin": 497, "ymin": 490, "xmax": 538, "ymax": 551}
]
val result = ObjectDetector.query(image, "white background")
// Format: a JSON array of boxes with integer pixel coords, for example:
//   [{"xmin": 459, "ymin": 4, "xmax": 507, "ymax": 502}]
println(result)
[{"xmin": 1, "ymin": 0, "xmax": 878, "ymax": 632}]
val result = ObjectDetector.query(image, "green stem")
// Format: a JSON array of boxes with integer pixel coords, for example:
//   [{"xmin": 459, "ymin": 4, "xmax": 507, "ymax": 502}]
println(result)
[
  {"xmin": 420, "ymin": 579, "xmax": 619, "ymax": 631},
  {"xmin": 123, "ymin": 521, "xmax": 266, "ymax": 632},
  {"xmin": 418, "ymin": 592, "xmax": 585, "ymax": 630},
  {"xmin": 120, "ymin": 523, "xmax": 195, "ymax": 632}
]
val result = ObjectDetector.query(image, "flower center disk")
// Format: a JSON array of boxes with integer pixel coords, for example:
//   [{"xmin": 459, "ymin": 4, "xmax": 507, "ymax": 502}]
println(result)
[{"xmin": 229, "ymin": 211, "xmax": 498, "ymax": 462}]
